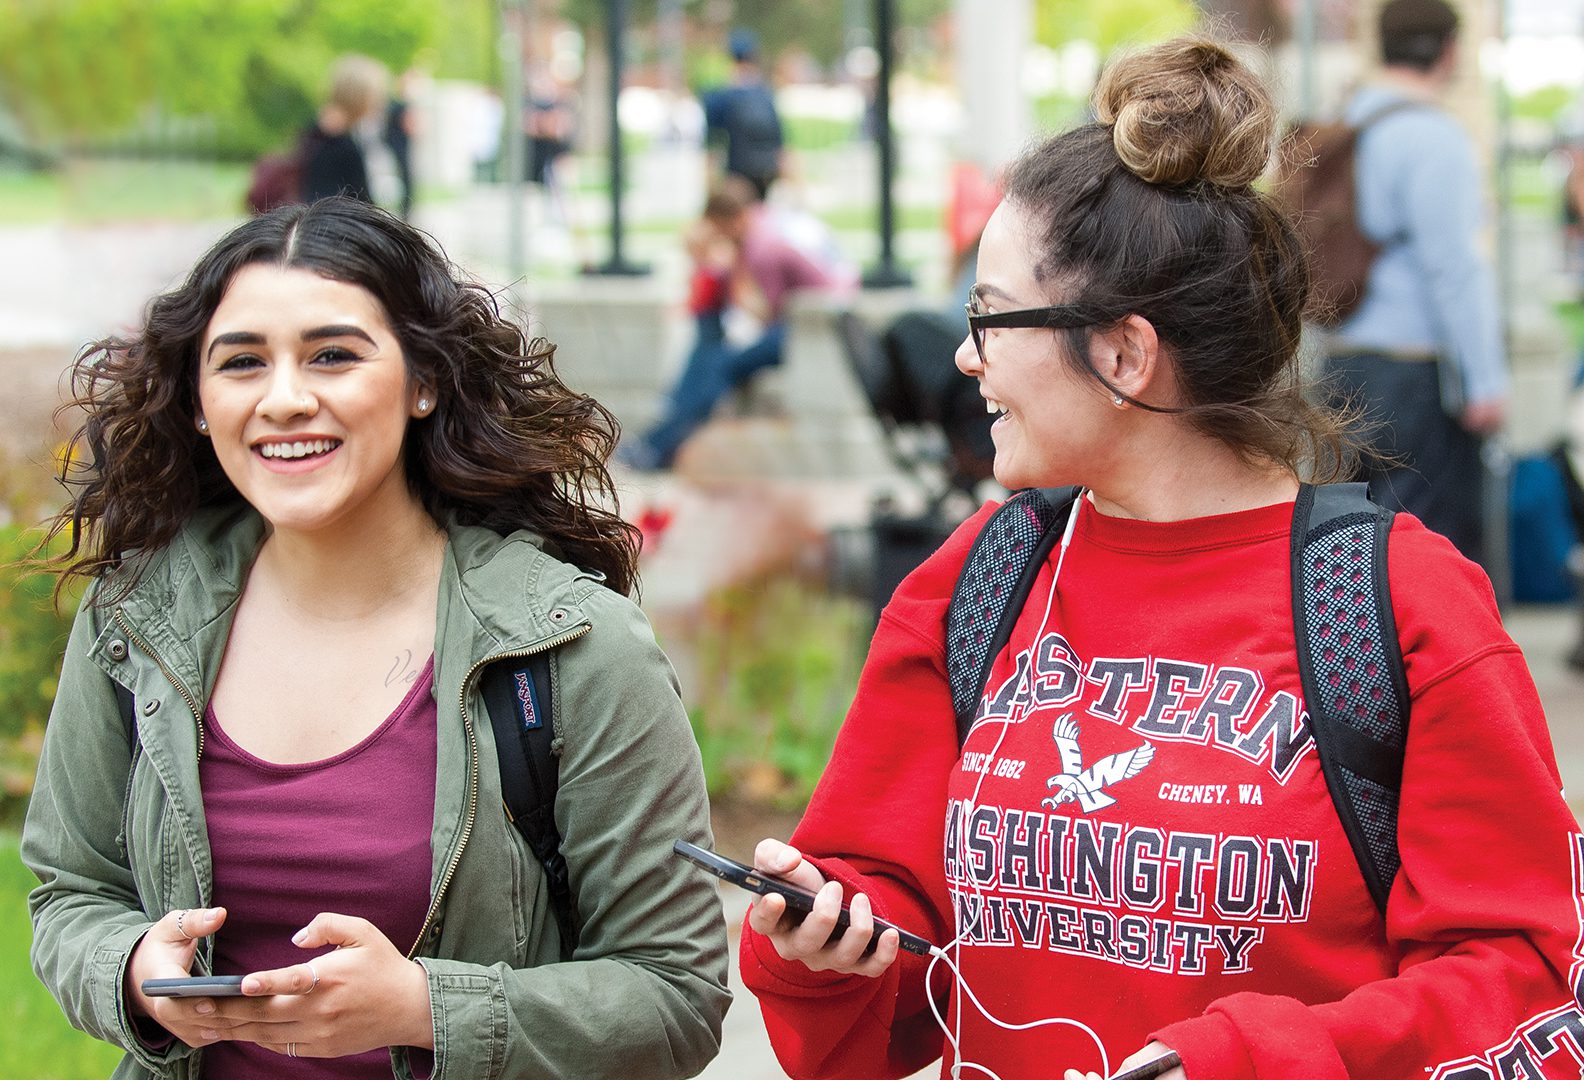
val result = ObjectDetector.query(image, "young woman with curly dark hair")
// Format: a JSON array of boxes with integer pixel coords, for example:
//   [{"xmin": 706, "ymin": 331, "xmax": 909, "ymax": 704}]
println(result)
[{"xmin": 22, "ymin": 197, "xmax": 729, "ymax": 1079}]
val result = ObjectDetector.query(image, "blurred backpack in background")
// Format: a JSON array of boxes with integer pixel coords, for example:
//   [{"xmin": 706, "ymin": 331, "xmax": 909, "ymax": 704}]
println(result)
[
  {"xmin": 1509, "ymin": 371, "xmax": 1584, "ymax": 606},
  {"xmin": 1270, "ymin": 103, "xmax": 1419, "ymax": 328},
  {"xmin": 245, "ymin": 141, "xmax": 306, "ymax": 215}
]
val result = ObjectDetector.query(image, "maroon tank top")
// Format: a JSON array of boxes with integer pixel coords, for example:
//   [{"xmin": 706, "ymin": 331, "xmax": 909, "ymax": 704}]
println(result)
[{"xmin": 199, "ymin": 657, "xmax": 438, "ymax": 1078}]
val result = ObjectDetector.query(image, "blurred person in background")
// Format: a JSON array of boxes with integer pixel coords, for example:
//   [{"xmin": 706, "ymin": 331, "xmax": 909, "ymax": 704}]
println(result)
[
  {"xmin": 1322, "ymin": 0, "xmax": 1506, "ymax": 568},
  {"xmin": 301, "ymin": 55, "xmax": 390, "ymax": 206},
  {"xmin": 524, "ymin": 70, "xmax": 578, "ymax": 228},
  {"xmin": 382, "ymin": 66, "xmax": 425, "ymax": 220},
  {"xmin": 624, "ymin": 176, "xmax": 839, "ymax": 470},
  {"xmin": 470, "ymin": 86, "xmax": 505, "ymax": 183},
  {"xmin": 701, "ymin": 29, "xmax": 784, "ymax": 201}
]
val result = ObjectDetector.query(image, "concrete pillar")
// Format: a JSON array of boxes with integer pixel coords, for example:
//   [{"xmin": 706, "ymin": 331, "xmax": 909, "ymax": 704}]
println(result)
[{"xmin": 953, "ymin": 0, "xmax": 1032, "ymax": 174}]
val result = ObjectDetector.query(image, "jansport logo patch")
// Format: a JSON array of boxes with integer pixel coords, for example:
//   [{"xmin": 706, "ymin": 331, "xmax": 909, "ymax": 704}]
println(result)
[
  {"xmin": 1042, "ymin": 714, "xmax": 1156, "ymax": 813},
  {"xmin": 514, "ymin": 670, "xmax": 542, "ymax": 731}
]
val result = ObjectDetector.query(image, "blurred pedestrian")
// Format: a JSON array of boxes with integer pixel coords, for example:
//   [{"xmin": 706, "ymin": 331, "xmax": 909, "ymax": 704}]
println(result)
[
  {"xmin": 624, "ymin": 176, "xmax": 838, "ymax": 469},
  {"xmin": 301, "ymin": 54, "xmax": 390, "ymax": 205},
  {"xmin": 524, "ymin": 70, "xmax": 578, "ymax": 227},
  {"xmin": 383, "ymin": 66, "xmax": 424, "ymax": 220},
  {"xmin": 700, "ymin": 29, "xmax": 784, "ymax": 201},
  {"xmin": 23, "ymin": 198, "xmax": 730, "ymax": 1079},
  {"xmin": 1322, "ymin": 0, "xmax": 1506, "ymax": 568},
  {"xmin": 737, "ymin": 34, "xmax": 1579, "ymax": 1080},
  {"xmin": 471, "ymin": 87, "xmax": 505, "ymax": 183}
]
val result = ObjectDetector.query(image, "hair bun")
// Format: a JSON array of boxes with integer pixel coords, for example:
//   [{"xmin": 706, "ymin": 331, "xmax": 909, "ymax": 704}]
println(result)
[{"xmin": 1094, "ymin": 37, "xmax": 1275, "ymax": 189}]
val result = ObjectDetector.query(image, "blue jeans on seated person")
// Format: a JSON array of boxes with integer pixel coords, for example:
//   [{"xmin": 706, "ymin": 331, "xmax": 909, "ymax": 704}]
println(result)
[{"xmin": 638, "ymin": 314, "xmax": 787, "ymax": 468}]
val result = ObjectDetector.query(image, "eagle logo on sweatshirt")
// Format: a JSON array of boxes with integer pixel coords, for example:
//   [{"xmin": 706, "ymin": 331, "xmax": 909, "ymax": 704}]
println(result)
[{"xmin": 1041, "ymin": 714, "xmax": 1156, "ymax": 813}]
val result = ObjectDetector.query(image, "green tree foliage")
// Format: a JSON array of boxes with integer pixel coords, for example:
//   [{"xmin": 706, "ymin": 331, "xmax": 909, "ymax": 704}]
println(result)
[
  {"xmin": 558, "ymin": 0, "xmax": 950, "ymax": 73},
  {"xmin": 1034, "ymin": 0, "xmax": 1199, "ymax": 53},
  {"xmin": 0, "ymin": 0, "xmax": 444, "ymax": 156}
]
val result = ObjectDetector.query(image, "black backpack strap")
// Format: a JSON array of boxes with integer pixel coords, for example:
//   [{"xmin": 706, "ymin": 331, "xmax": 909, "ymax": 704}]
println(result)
[
  {"xmin": 481, "ymin": 653, "xmax": 579, "ymax": 956},
  {"xmin": 1290, "ymin": 482, "xmax": 1409, "ymax": 915},
  {"xmin": 114, "ymin": 681, "xmax": 136, "ymax": 736},
  {"xmin": 945, "ymin": 486, "xmax": 1081, "ymax": 744}
]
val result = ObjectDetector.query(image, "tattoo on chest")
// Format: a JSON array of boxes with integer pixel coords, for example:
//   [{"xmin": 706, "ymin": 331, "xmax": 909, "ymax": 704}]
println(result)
[{"xmin": 385, "ymin": 648, "xmax": 421, "ymax": 687}]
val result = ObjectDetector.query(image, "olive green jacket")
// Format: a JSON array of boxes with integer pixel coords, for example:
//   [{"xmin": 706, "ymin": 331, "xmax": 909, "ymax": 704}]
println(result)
[{"xmin": 21, "ymin": 506, "xmax": 730, "ymax": 1079}]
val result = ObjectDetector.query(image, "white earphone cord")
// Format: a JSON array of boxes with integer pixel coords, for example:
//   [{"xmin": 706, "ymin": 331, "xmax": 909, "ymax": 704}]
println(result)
[{"xmin": 927, "ymin": 494, "xmax": 1113, "ymax": 1080}]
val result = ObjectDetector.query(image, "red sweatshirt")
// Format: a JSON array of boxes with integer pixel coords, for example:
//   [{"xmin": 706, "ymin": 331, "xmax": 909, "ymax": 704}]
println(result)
[{"xmin": 741, "ymin": 496, "xmax": 1584, "ymax": 1080}]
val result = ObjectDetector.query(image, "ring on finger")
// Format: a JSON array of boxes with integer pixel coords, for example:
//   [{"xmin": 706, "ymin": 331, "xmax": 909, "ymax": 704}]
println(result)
[
  {"xmin": 304, "ymin": 961, "xmax": 319, "ymax": 995},
  {"xmin": 286, "ymin": 1042, "xmax": 297, "ymax": 1058},
  {"xmin": 175, "ymin": 910, "xmax": 193, "ymax": 939}
]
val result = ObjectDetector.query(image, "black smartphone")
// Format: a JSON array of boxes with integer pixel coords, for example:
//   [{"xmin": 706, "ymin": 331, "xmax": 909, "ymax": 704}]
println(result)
[
  {"xmin": 673, "ymin": 839, "xmax": 934, "ymax": 956},
  {"xmin": 141, "ymin": 975, "xmax": 247, "ymax": 998},
  {"xmin": 1110, "ymin": 1051, "xmax": 1183, "ymax": 1080}
]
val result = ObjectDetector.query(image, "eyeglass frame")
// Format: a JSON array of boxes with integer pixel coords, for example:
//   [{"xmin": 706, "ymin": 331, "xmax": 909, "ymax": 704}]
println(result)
[
  {"xmin": 962, "ymin": 302, "xmax": 1101, "ymax": 366},
  {"xmin": 962, "ymin": 292, "xmax": 1183, "ymax": 415}
]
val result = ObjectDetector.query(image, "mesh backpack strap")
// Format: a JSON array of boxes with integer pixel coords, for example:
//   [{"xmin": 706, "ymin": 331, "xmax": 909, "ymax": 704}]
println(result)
[
  {"xmin": 1290, "ymin": 482, "xmax": 1409, "ymax": 914},
  {"xmin": 481, "ymin": 653, "xmax": 579, "ymax": 956},
  {"xmin": 945, "ymin": 486, "xmax": 1080, "ymax": 744}
]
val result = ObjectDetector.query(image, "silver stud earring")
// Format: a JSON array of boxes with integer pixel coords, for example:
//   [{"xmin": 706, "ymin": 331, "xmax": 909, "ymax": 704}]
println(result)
[
  {"xmin": 417, "ymin": 398, "xmax": 431, "ymax": 414},
  {"xmin": 197, "ymin": 418, "xmax": 209, "ymax": 434},
  {"xmin": 1111, "ymin": 394, "xmax": 1125, "ymax": 408}
]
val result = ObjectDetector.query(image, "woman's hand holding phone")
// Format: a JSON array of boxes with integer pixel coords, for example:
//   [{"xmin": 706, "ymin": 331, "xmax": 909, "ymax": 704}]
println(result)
[
  {"xmin": 197, "ymin": 913, "xmax": 434, "ymax": 1058},
  {"xmin": 125, "ymin": 906, "xmax": 235, "ymax": 1047},
  {"xmin": 743, "ymin": 838, "xmax": 903, "ymax": 978},
  {"xmin": 1065, "ymin": 1042, "xmax": 1185, "ymax": 1080}
]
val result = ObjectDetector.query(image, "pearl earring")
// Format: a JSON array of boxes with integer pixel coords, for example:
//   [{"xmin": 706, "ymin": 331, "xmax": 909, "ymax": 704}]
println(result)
[{"xmin": 197, "ymin": 418, "xmax": 209, "ymax": 434}]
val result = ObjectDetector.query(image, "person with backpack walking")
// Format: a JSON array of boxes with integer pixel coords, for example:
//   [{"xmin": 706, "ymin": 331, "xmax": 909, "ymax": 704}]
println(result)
[
  {"xmin": 1320, "ymin": 0, "xmax": 1506, "ymax": 569},
  {"xmin": 21, "ymin": 198, "xmax": 730, "ymax": 1079},
  {"xmin": 700, "ymin": 29, "xmax": 785, "ymax": 201},
  {"xmin": 735, "ymin": 35, "xmax": 1579, "ymax": 1080}
]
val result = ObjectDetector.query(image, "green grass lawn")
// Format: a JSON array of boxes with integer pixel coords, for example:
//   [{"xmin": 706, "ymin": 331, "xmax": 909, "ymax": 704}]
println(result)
[
  {"xmin": 0, "ymin": 158, "xmax": 250, "ymax": 225},
  {"xmin": 1, "ymin": 831, "xmax": 126, "ymax": 1078}
]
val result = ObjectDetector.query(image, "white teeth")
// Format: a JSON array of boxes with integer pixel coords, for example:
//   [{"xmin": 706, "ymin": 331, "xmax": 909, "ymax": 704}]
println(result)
[
  {"xmin": 985, "ymin": 399, "xmax": 1006, "ymax": 416},
  {"xmin": 259, "ymin": 439, "xmax": 339, "ymax": 460}
]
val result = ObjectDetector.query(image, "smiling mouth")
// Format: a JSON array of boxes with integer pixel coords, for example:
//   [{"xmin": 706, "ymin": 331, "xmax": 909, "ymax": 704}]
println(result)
[{"xmin": 256, "ymin": 439, "xmax": 342, "ymax": 461}]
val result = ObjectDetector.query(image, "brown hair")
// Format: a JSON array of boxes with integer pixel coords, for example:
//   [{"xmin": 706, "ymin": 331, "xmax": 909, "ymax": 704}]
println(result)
[
  {"xmin": 326, "ymin": 54, "xmax": 389, "ymax": 123},
  {"xmin": 1003, "ymin": 35, "xmax": 1352, "ymax": 479},
  {"xmin": 702, "ymin": 175, "xmax": 759, "ymax": 223},
  {"xmin": 51, "ymin": 198, "xmax": 641, "ymax": 600}
]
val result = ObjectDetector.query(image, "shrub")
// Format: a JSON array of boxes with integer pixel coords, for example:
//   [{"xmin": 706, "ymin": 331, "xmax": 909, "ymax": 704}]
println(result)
[
  {"xmin": 683, "ymin": 574, "xmax": 867, "ymax": 809},
  {"xmin": 0, "ymin": 526, "xmax": 80, "ymax": 819}
]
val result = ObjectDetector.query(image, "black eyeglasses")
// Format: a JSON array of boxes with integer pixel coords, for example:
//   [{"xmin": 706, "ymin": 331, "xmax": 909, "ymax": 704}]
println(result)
[{"xmin": 963, "ymin": 298, "xmax": 1100, "ymax": 366}]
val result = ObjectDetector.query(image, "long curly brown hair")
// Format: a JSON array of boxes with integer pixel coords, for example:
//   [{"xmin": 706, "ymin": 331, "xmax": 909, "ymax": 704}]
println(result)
[{"xmin": 51, "ymin": 198, "xmax": 641, "ymax": 599}]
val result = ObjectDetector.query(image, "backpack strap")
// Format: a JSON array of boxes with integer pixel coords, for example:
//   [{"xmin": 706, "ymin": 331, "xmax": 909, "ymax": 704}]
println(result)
[
  {"xmin": 945, "ymin": 486, "xmax": 1080, "ymax": 744},
  {"xmin": 115, "ymin": 681, "xmax": 136, "ymax": 736},
  {"xmin": 481, "ymin": 653, "xmax": 579, "ymax": 956},
  {"xmin": 1290, "ymin": 482, "xmax": 1409, "ymax": 915}
]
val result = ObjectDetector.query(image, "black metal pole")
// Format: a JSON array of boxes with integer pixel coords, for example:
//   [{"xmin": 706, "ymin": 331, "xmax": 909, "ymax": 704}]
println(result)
[
  {"xmin": 862, "ymin": 0, "xmax": 912, "ymax": 288},
  {"xmin": 588, "ymin": 0, "xmax": 648, "ymax": 275}
]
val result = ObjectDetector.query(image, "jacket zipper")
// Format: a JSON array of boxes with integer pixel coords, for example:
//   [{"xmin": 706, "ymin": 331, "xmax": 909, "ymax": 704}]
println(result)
[
  {"xmin": 112, "ymin": 608, "xmax": 214, "ymax": 960},
  {"xmin": 405, "ymin": 623, "xmax": 590, "ymax": 959},
  {"xmin": 113, "ymin": 609, "xmax": 206, "ymax": 760}
]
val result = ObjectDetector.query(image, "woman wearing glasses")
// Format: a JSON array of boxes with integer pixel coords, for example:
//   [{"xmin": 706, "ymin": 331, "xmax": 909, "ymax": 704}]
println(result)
[{"xmin": 737, "ymin": 34, "xmax": 1579, "ymax": 1080}]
